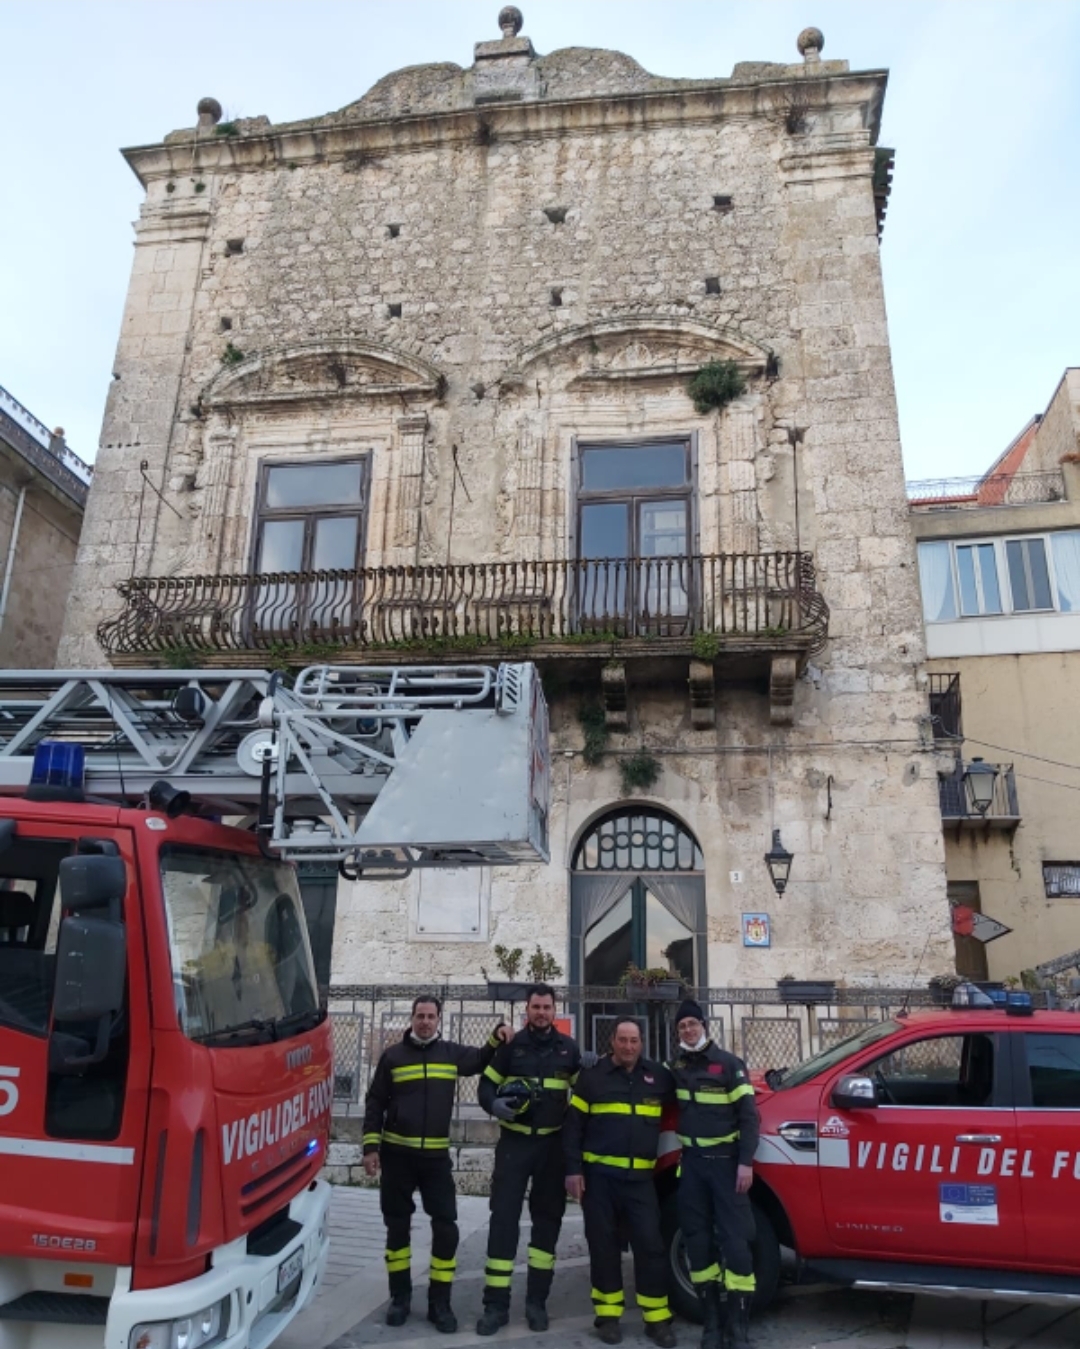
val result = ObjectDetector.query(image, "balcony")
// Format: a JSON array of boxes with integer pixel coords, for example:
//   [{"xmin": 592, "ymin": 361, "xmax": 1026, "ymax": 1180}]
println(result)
[
  {"xmin": 938, "ymin": 759, "xmax": 1020, "ymax": 831},
  {"xmin": 98, "ymin": 552, "xmax": 828, "ymax": 723},
  {"xmin": 907, "ymin": 469, "xmax": 1065, "ymax": 512}
]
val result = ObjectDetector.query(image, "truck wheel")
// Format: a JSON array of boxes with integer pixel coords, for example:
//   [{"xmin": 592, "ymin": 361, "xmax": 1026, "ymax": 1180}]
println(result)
[{"xmin": 660, "ymin": 1192, "xmax": 781, "ymax": 1321}]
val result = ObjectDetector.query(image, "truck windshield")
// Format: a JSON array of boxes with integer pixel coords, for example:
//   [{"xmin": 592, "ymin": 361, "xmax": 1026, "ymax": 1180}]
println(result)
[
  {"xmin": 772, "ymin": 1018, "xmax": 899, "ymax": 1091},
  {"xmin": 160, "ymin": 846, "xmax": 320, "ymax": 1044}
]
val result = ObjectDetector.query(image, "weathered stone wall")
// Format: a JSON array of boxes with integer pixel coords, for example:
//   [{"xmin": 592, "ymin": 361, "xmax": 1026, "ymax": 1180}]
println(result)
[
  {"xmin": 58, "ymin": 16, "xmax": 952, "ymax": 983},
  {"xmin": 1028, "ymin": 368, "xmax": 1080, "ymax": 474},
  {"xmin": 0, "ymin": 478, "xmax": 81, "ymax": 668}
]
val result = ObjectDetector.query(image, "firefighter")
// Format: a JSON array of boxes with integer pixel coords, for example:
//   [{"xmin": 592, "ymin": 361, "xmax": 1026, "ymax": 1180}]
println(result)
[
  {"xmin": 668, "ymin": 1000, "xmax": 759, "ymax": 1349},
  {"xmin": 564, "ymin": 1018, "xmax": 677, "ymax": 1348},
  {"xmin": 476, "ymin": 983, "xmax": 582, "ymax": 1335},
  {"xmin": 363, "ymin": 995, "xmax": 509, "ymax": 1332}
]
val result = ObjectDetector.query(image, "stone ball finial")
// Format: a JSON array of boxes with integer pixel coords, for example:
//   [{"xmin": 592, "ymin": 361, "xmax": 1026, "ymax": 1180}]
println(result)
[
  {"xmin": 498, "ymin": 5, "xmax": 523, "ymax": 37},
  {"xmin": 197, "ymin": 97, "xmax": 223, "ymax": 124},
  {"xmin": 796, "ymin": 26, "xmax": 824, "ymax": 58}
]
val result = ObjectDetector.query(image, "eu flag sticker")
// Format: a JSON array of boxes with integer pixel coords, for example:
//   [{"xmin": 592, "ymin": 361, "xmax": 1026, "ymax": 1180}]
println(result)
[{"xmin": 939, "ymin": 1183, "xmax": 998, "ymax": 1226}]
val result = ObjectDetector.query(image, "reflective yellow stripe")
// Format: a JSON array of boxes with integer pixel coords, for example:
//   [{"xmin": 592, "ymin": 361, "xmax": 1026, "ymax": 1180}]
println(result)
[
  {"xmin": 383, "ymin": 1131, "xmax": 450, "ymax": 1149},
  {"xmin": 500, "ymin": 1120, "xmax": 561, "ymax": 1135},
  {"xmin": 429, "ymin": 1268, "xmax": 454, "ymax": 1282},
  {"xmin": 542, "ymin": 1078, "xmax": 569, "ymax": 1090},
  {"xmin": 485, "ymin": 1274, "xmax": 512, "ymax": 1288},
  {"xmin": 690, "ymin": 1263, "xmax": 721, "ymax": 1285},
  {"xmin": 487, "ymin": 1031, "xmax": 501, "ymax": 1047},
  {"xmin": 527, "ymin": 1247, "xmax": 555, "ymax": 1270},
  {"xmin": 677, "ymin": 1132, "xmax": 739, "ymax": 1148},
  {"xmin": 590, "ymin": 1102, "xmax": 631, "ymax": 1115},
  {"xmin": 642, "ymin": 1306, "xmax": 671, "ymax": 1322},
  {"xmin": 484, "ymin": 1065, "xmax": 506, "ymax": 1085},
  {"xmin": 362, "ymin": 1132, "xmax": 381, "ymax": 1145},
  {"xmin": 594, "ymin": 1305, "xmax": 622, "ymax": 1318},
  {"xmin": 570, "ymin": 1094, "xmax": 590, "ymax": 1114},
  {"xmin": 390, "ymin": 1064, "xmax": 458, "ymax": 1081},
  {"xmin": 592, "ymin": 1290, "xmax": 623, "ymax": 1304},
  {"xmin": 386, "ymin": 1246, "xmax": 410, "ymax": 1259},
  {"xmin": 431, "ymin": 1256, "xmax": 457, "ymax": 1270},
  {"xmin": 486, "ymin": 1258, "xmax": 515, "ymax": 1271},
  {"xmin": 675, "ymin": 1084, "xmax": 754, "ymax": 1105},
  {"xmin": 583, "ymin": 1152, "xmax": 655, "ymax": 1170},
  {"xmin": 385, "ymin": 1245, "xmax": 411, "ymax": 1273},
  {"xmin": 637, "ymin": 1295, "xmax": 669, "ymax": 1309},
  {"xmin": 724, "ymin": 1270, "xmax": 756, "ymax": 1292}
]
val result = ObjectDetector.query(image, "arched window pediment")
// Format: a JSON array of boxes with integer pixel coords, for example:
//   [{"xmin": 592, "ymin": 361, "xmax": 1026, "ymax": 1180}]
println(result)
[{"xmin": 573, "ymin": 806, "xmax": 703, "ymax": 874}]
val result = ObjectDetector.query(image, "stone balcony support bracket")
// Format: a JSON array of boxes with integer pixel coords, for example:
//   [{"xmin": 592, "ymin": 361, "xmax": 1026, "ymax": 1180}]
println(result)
[
  {"xmin": 770, "ymin": 655, "xmax": 798, "ymax": 725},
  {"xmin": 600, "ymin": 661, "xmax": 628, "ymax": 730},
  {"xmin": 688, "ymin": 660, "xmax": 715, "ymax": 728}
]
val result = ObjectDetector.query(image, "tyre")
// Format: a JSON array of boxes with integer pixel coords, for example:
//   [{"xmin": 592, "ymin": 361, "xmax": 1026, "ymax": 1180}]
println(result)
[{"xmin": 660, "ymin": 1191, "xmax": 782, "ymax": 1322}]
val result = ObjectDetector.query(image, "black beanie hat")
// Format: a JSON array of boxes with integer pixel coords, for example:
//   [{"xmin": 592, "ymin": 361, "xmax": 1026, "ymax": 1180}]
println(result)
[{"xmin": 674, "ymin": 999, "xmax": 706, "ymax": 1026}]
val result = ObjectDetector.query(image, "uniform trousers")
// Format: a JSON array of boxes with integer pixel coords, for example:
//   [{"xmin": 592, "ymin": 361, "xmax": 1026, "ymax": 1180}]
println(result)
[
  {"xmin": 676, "ymin": 1151, "xmax": 756, "ymax": 1295},
  {"xmin": 380, "ymin": 1148, "xmax": 459, "ymax": 1300},
  {"xmin": 582, "ymin": 1169, "xmax": 672, "ymax": 1325},
  {"xmin": 483, "ymin": 1130, "xmax": 566, "ymax": 1308}
]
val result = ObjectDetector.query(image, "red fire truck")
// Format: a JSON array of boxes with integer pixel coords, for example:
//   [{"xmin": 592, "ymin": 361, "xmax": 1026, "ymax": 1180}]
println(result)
[
  {"xmin": 0, "ymin": 664, "xmax": 549, "ymax": 1349},
  {"xmin": 658, "ymin": 997, "xmax": 1080, "ymax": 1319}
]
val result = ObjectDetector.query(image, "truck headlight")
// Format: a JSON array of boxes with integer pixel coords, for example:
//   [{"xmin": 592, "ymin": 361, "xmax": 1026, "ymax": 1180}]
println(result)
[{"xmin": 129, "ymin": 1297, "xmax": 229, "ymax": 1349}]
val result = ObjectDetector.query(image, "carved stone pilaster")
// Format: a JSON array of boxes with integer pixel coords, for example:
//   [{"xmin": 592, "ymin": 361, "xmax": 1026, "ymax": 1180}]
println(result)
[
  {"xmin": 392, "ymin": 414, "xmax": 428, "ymax": 554},
  {"xmin": 688, "ymin": 659, "xmax": 716, "ymax": 728},
  {"xmin": 601, "ymin": 661, "xmax": 628, "ymax": 729},
  {"xmin": 720, "ymin": 404, "xmax": 760, "ymax": 554},
  {"xmin": 198, "ymin": 421, "xmax": 238, "ymax": 571},
  {"xmin": 770, "ymin": 655, "xmax": 798, "ymax": 725}
]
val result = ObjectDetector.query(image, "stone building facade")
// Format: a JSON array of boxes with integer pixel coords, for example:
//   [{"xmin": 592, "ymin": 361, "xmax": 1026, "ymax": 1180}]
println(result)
[
  {"xmin": 1, "ymin": 385, "xmax": 90, "ymax": 667},
  {"xmin": 912, "ymin": 369, "xmax": 1080, "ymax": 980},
  {"xmin": 59, "ymin": 12, "xmax": 953, "ymax": 1006}
]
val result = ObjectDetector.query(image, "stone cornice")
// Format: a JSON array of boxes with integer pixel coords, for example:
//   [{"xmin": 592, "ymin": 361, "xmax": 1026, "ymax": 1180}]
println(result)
[{"xmin": 121, "ymin": 70, "xmax": 888, "ymax": 185}]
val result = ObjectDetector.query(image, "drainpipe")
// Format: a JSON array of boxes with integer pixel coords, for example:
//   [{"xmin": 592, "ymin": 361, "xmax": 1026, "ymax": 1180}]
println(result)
[{"xmin": 0, "ymin": 484, "xmax": 28, "ymax": 642}]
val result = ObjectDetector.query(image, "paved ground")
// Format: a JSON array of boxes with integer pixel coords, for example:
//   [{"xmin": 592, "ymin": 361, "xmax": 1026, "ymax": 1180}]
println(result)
[{"xmin": 277, "ymin": 1187, "xmax": 1080, "ymax": 1349}]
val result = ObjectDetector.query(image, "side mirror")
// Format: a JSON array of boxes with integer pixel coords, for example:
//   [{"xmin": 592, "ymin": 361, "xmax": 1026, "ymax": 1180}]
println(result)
[
  {"xmin": 831, "ymin": 1074, "xmax": 878, "ymax": 1110},
  {"xmin": 59, "ymin": 854, "xmax": 126, "ymax": 916}
]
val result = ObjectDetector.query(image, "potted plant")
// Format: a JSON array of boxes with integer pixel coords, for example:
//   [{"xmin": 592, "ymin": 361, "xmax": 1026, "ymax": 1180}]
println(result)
[
  {"xmin": 776, "ymin": 974, "xmax": 836, "ymax": 1003},
  {"xmin": 927, "ymin": 973, "xmax": 962, "ymax": 1006},
  {"xmin": 483, "ymin": 945, "xmax": 531, "ymax": 1002},
  {"xmin": 619, "ymin": 963, "xmax": 685, "ymax": 1001}
]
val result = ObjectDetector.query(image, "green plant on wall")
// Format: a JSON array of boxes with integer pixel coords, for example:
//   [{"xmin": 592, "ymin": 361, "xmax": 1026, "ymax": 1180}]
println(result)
[
  {"xmin": 160, "ymin": 645, "xmax": 198, "ymax": 669},
  {"xmin": 221, "ymin": 341, "xmax": 246, "ymax": 366},
  {"xmin": 491, "ymin": 945, "xmax": 524, "ymax": 980},
  {"xmin": 691, "ymin": 631, "xmax": 721, "ymax": 661},
  {"xmin": 526, "ymin": 946, "xmax": 563, "ymax": 982},
  {"xmin": 619, "ymin": 748, "xmax": 660, "ymax": 795},
  {"xmin": 578, "ymin": 700, "xmax": 609, "ymax": 766},
  {"xmin": 687, "ymin": 360, "xmax": 746, "ymax": 415}
]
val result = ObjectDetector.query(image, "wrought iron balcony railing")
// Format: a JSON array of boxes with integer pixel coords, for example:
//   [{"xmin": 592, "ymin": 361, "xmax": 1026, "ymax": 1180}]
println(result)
[
  {"xmin": 97, "ymin": 552, "xmax": 828, "ymax": 661},
  {"xmin": 938, "ymin": 760, "xmax": 1020, "ymax": 829}
]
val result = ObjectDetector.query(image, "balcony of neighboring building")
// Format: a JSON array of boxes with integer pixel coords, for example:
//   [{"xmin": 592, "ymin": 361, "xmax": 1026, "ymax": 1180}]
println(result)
[
  {"xmin": 0, "ymin": 383, "xmax": 92, "ymax": 510},
  {"xmin": 937, "ymin": 757, "xmax": 1020, "ymax": 832}
]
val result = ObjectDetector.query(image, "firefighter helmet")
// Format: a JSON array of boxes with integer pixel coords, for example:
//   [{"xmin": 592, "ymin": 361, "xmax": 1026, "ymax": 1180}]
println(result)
[{"xmin": 496, "ymin": 1077, "xmax": 539, "ymax": 1119}]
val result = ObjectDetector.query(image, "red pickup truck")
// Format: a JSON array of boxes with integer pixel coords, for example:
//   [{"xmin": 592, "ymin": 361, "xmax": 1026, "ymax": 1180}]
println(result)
[{"xmin": 655, "ymin": 1003, "xmax": 1080, "ymax": 1319}]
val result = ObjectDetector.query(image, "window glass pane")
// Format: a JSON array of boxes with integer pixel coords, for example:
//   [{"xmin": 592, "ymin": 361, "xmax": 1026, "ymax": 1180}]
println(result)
[
  {"xmin": 639, "ymin": 501, "xmax": 688, "ymax": 557},
  {"xmin": 1025, "ymin": 1034, "xmax": 1080, "ymax": 1108},
  {"xmin": 1044, "ymin": 863, "xmax": 1080, "ymax": 897},
  {"xmin": 584, "ymin": 889, "xmax": 633, "ymax": 985},
  {"xmin": 644, "ymin": 889, "xmax": 694, "ymax": 983},
  {"xmin": 581, "ymin": 444, "xmax": 687, "ymax": 492},
  {"xmin": 257, "ymin": 519, "xmax": 304, "ymax": 572},
  {"xmin": 917, "ymin": 541, "xmax": 957, "ymax": 622},
  {"xmin": 977, "ymin": 544, "xmax": 1002, "ymax": 613},
  {"xmin": 956, "ymin": 546, "xmax": 979, "ymax": 615},
  {"xmin": 1051, "ymin": 532, "xmax": 1080, "ymax": 612},
  {"xmin": 265, "ymin": 462, "xmax": 363, "ymax": 509},
  {"xmin": 580, "ymin": 503, "xmax": 629, "ymax": 559},
  {"xmin": 1007, "ymin": 538, "xmax": 1052, "ymax": 611},
  {"xmin": 866, "ymin": 1034, "xmax": 994, "ymax": 1108},
  {"xmin": 312, "ymin": 516, "xmax": 359, "ymax": 570},
  {"xmin": 0, "ymin": 840, "xmax": 71, "ymax": 1037}
]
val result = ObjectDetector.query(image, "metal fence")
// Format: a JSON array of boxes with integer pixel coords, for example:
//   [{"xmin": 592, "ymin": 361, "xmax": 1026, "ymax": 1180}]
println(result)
[
  {"xmin": 906, "ymin": 469, "xmax": 1066, "ymax": 509},
  {"xmin": 327, "ymin": 984, "xmax": 938, "ymax": 1117},
  {"xmin": 96, "ymin": 552, "xmax": 828, "ymax": 658}
]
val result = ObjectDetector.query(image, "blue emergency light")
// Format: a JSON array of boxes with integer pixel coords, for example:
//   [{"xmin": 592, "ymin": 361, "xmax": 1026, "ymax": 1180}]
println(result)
[{"xmin": 30, "ymin": 741, "xmax": 86, "ymax": 792}]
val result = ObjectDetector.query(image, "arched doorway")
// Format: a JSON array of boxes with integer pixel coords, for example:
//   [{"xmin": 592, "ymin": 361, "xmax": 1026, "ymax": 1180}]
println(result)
[{"xmin": 569, "ymin": 807, "xmax": 706, "ymax": 1057}]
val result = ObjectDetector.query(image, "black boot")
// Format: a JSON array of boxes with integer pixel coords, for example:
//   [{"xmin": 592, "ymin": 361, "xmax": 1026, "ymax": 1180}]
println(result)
[
  {"xmin": 646, "ymin": 1320, "xmax": 676, "ymax": 1348},
  {"xmin": 728, "ymin": 1293, "xmax": 751, "ymax": 1349},
  {"xmin": 476, "ymin": 1305, "xmax": 509, "ymax": 1336},
  {"xmin": 595, "ymin": 1319, "xmax": 622, "ymax": 1344},
  {"xmin": 427, "ymin": 1291, "xmax": 457, "ymax": 1334},
  {"xmin": 698, "ymin": 1285, "xmax": 724, "ymax": 1349},
  {"xmin": 525, "ymin": 1300, "xmax": 549, "ymax": 1332},
  {"xmin": 385, "ymin": 1294, "xmax": 411, "ymax": 1327}
]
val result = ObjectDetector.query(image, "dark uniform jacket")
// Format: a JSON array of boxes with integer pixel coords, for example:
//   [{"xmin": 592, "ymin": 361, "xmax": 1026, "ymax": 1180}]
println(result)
[
  {"xmin": 363, "ymin": 1027, "xmax": 502, "ymax": 1155},
  {"xmin": 563, "ymin": 1054, "xmax": 675, "ymax": 1180},
  {"xmin": 479, "ymin": 1024, "xmax": 581, "ymax": 1135},
  {"xmin": 667, "ymin": 1040, "xmax": 760, "ymax": 1166}
]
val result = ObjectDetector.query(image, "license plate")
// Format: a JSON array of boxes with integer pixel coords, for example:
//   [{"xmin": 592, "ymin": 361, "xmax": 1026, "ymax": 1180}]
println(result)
[{"xmin": 277, "ymin": 1248, "xmax": 304, "ymax": 1293}]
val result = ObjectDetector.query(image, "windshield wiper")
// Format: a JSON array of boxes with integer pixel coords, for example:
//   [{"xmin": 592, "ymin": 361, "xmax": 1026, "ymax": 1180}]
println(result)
[
  {"xmin": 194, "ymin": 1016, "xmax": 279, "ymax": 1046},
  {"xmin": 274, "ymin": 1007, "xmax": 327, "ymax": 1038}
]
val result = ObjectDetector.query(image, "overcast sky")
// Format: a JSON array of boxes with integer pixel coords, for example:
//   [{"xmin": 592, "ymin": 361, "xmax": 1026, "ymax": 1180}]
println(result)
[{"xmin": 2, "ymin": 0, "xmax": 1077, "ymax": 480}]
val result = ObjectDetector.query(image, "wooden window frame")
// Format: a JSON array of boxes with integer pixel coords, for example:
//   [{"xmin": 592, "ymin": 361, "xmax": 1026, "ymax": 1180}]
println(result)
[{"xmin": 249, "ymin": 455, "xmax": 371, "ymax": 576}]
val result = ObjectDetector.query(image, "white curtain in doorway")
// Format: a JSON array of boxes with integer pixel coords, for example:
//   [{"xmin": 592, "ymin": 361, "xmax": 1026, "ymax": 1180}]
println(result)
[
  {"xmin": 643, "ymin": 874, "xmax": 705, "ymax": 936},
  {"xmin": 1051, "ymin": 531, "xmax": 1080, "ymax": 611},
  {"xmin": 917, "ymin": 541, "xmax": 956, "ymax": 622},
  {"xmin": 575, "ymin": 874, "xmax": 634, "ymax": 936}
]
